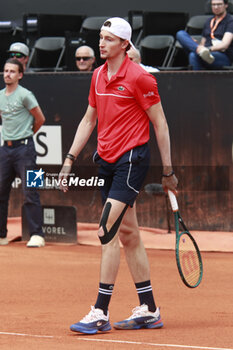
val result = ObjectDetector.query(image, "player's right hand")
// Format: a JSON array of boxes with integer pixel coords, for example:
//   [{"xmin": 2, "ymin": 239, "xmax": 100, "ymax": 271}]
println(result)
[
  {"xmin": 162, "ymin": 173, "xmax": 178, "ymax": 192},
  {"xmin": 58, "ymin": 162, "xmax": 72, "ymax": 192}
]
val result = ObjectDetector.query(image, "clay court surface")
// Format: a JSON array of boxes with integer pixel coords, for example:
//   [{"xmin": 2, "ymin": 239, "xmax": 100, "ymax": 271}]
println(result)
[{"xmin": 0, "ymin": 221, "xmax": 233, "ymax": 350}]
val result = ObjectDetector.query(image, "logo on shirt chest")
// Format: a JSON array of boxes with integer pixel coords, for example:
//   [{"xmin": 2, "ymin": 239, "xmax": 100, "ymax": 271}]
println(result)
[
  {"xmin": 4, "ymin": 101, "xmax": 21, "ymax": 114},
  {"xmin": 117, "ymin": 86, "xmax": 125, "ymax": 91}
]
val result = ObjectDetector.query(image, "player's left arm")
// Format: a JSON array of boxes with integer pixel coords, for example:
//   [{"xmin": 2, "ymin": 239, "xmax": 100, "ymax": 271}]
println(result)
[
  {"xmin": 30, "ymin": 106, "xmax": 46, "ymax": 134},
  {"xmin": 146, "ymin": 102, "xmax": 178, "ymax": 191}
]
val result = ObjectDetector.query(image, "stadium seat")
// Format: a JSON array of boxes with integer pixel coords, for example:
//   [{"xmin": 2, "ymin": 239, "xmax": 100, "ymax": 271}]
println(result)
[
  {"xmin": 167, "ymin": 15, "xmax": 212, "ymax": 68},
  {"xmin": 185, "ymin": 15, "xmax": 212, "ymax": 35},
  {"xmin": 77, "ymin": 16, "xmax": 109, "ymax": 66},
  {"xmin": 80, "ymin": 16, "xmax": 109, "ymax": 32},
  {"xmin": 27, "ymin": 36, "xmax": 66, "ymax": 72},
  {"xmin": 23, "ymin": 14, "xmax": 85, "ymax": 48},
  {"xmin": 142, "ymin": 11, "xmax": 189, "ymax": 38},
  {"xmin": 127, "ymin": 11, "xmax": 143, "ymax": 46},
  {"xmin": 139, "ymin": 35, "xmax": 175, "ymax": 69}
]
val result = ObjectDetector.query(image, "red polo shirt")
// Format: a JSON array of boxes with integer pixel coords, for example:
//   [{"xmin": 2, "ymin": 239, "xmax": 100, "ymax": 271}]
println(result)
[{"xmin": 88, "ymin": 54, "xmax": 160, "ymax": 163}]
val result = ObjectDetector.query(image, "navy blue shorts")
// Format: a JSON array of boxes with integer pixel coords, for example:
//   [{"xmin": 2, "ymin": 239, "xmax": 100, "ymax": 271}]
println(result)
[{"xmin": 93, "ymin": 143, "xmax": 150, "ymax": 207}]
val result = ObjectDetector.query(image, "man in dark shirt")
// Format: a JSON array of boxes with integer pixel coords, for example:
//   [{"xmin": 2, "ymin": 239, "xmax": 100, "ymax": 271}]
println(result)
[{"xmin": 176, "ymin": 0, "xmax": 233, "ymax": 70}]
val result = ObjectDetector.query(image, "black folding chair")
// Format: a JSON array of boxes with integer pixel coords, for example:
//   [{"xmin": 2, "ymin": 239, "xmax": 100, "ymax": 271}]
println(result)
[
  {"xmin": 139, "ymin": 35, "xmax": 175, "ymax": 69},
  {"xmin": 27, "ymin": 36, "xmax": 66, "ymax": 72}
]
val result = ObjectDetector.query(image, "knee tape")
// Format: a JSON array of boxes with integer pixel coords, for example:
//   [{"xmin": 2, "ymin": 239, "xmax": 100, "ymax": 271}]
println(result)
[{"xmin": 98, "ymin": 202, "xmax": 128, "ymax": 245}]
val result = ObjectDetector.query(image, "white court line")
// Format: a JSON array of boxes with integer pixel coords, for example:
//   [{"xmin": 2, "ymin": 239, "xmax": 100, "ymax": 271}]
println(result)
[
  {"xmin": 0, "ymin": 331, "xmax": 54, "ymax": 339},
  {"xmin": 79, "ymin": 338, "xmax": 233, "ymax": 350},
  {"xmin": 0, "ymin": 331, "xmax": 232, "ymax": 350}
]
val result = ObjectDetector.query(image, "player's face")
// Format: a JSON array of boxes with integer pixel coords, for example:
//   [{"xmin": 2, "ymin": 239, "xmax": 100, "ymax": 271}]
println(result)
[
  {"xmin": 3, "ymin": 63, "xmax": 23, "ymax": 86},
  {"xmin": 211, "ymin": 0, "xmax": 227, "ymax": 16},
  {"xmin": 99, "ymin": 30, "xmax": 128, "ymax": 60}
]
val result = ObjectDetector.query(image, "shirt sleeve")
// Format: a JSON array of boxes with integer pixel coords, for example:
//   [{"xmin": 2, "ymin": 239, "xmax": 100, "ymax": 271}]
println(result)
[
  {"xmin": 134, "ymin": 72, "xmax": 161, "ymax": 111},
  {"xmin": 226, "ymin": 16, "xmax": 233, "ymax": 33},
  {"xmin": 23, "ymin": 91, "xmax": 38, "ymax": 111}
]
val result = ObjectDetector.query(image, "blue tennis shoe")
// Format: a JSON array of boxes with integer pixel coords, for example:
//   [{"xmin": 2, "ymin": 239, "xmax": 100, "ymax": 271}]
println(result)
[
  {"xmin": 114, "ymin": 304, "xmax": 163, "ymax": 330},
  {"xmin": 70, "ymin": 306, "xmax": 111, "ymax": 334}
]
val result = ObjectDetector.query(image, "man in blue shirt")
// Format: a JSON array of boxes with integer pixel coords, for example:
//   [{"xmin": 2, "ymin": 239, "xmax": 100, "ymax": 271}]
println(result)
[
  {"xmin": 176, "ymin": 0, "xmax": 233, "ymax": 70},
  {"xmin": 0, "ymin": 58, "xmax": 45, "ymax": 247}
]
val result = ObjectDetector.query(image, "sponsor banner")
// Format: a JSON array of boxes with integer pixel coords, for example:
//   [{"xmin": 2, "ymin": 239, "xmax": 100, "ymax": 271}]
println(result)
[{"xmin": 22, "ymin": 205, "xmax": 77, "ymax": 243}]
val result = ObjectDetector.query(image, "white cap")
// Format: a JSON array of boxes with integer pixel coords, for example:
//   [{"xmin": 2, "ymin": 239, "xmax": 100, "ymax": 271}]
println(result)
[
  {"xmin": 8, "ymin": 42, "xmax": 29, "ymax": 56},
  {"xmin": 101, "ymin": 17, "xmax": 135, "ymax": 49}
]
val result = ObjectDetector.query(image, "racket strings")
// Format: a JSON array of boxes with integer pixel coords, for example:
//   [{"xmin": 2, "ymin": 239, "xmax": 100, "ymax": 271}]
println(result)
[{"xmin": 178, "ymin": 232, "xmax": 202, "ymax": 287}]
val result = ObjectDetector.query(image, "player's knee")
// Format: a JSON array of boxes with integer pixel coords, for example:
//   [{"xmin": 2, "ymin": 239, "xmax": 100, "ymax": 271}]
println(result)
[
  {"xmin": 98, "ymin": 202, "xmax": 128, "ymax": 245},
  {"xmin": 119, "ymin": 226, "xmax": 140, "ymax": 247},
  {"xmin": 98, "ymin": 202, "xmax": 118, "ymax": 245}
]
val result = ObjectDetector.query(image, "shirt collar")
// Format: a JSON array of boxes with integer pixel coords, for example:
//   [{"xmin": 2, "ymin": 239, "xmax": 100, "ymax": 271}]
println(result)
[{"xmin": 102, "ymin": 54, "xmax": 130, "ymax": 81}]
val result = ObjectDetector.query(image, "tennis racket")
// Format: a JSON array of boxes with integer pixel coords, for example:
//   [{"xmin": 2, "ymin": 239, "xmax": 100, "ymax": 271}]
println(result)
[{"xmin": 168, "ymin": 190, "xmax": 203, "ymax": 288}]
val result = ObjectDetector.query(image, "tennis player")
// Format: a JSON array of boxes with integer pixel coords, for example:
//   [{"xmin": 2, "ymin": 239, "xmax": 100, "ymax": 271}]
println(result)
[{"xmin": 59, "ymin": 17, "xmax": 178, "ymax": 334}]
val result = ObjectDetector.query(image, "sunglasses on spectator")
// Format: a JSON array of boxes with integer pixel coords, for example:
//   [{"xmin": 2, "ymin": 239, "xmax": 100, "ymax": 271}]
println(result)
[
  {"xmin": 9, "ymin": 52, "xmax": 26, "ymax": 58},
  {"xmin": 76, "ymin": 56, "xmax": 92, "ymax": 61}
]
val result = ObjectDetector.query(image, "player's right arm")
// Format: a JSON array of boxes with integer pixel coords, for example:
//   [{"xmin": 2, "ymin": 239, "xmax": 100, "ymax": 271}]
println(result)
[
  {"xmin": 59, "ymin": 105, "xmax": 97, "ymax": 192},
  {"xmin": 66, "ymin": 104, "xmax": 97, "ymax": 159}
]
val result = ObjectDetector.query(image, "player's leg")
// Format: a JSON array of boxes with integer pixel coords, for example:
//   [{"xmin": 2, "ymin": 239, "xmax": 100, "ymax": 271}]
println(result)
[
  {"xmin": 94, "ymin": 143, "xmax": 151, "ymax": 314},
  {"xmin": 70, "ymin": 197, "xmax": 127, "ymax": 334},
  {"xmin": 98, "ymin": 198, "xmax": 128, "ymax": 283},
  {"xmin": 119, "ymin": 204, "xmax": 150, "ymax": 282},
  {"xmin": 70, "ymin": 143, "xmax": 151, "ymax": 334},
  {"xmin": 114, "ymin": 204, "xmax": 163, "ymax": 330}
]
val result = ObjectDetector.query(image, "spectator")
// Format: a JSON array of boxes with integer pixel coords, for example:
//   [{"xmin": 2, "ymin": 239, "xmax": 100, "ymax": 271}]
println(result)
[
  {"xmin": 176, "ymin": 0, "xmax": 233, "ymax": 70},
  {"xmin": 0, "ymin": 58, "xmax": 45, "ymax": 247},
  {"xmin": 75, "ymin": 45, "xmax": 96, "ymax": 71},
  {"xmin": 127, "ymin": 47, "xmax": 160, "ymax": 72},
  {"xmin": 8, "ymin": 42, "xmax": 30, "ymax": 72}
]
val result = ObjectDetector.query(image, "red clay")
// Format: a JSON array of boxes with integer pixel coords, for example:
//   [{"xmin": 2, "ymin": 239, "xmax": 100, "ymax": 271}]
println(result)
[{"xmin": 0, "ymin": 242, "xmax": 233, "ymax": 350}]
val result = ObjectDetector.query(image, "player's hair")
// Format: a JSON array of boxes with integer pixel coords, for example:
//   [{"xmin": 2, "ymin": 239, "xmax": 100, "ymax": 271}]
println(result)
[
  {"xmin": 5, "ymin": 58, "xmax": 24, "ymax": 74},
  {"xmin": 119, "ymin": 38, "xmax": 131, "ymax": 52}
]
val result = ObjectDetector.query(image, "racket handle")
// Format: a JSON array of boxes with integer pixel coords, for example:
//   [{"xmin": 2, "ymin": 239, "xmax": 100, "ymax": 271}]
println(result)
[{"xmin": 168, "ymin": 190, "xmax": 179, "ymax": 212}]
